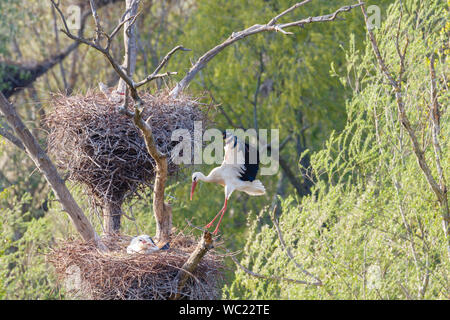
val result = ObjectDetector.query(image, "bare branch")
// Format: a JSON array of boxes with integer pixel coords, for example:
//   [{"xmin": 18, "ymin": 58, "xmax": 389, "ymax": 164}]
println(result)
[
  {"xmin": 170, "ymin": 231, "xmax": 214, "ymax": 299},
  {"xmin": 152, "ymin": 45, "xmax": 191, "ymax": 75},
  {"xmin": 359, "ymin": 2, "xmax": 442, "ymax": 199},
  {"xmin": 51, "ymin": 5, "xmax": 68, "ymax": 91},
  {"xmin": 279, "ymin": 155, "xmax": 310, "ymax": 196},
  {"xmin": 270, "ymin": 206, "xmax": 323, "ymax": 285},
  {"xmin": 359, "ymin": 1, "xmax": 449, "ymax": 249},
  {"xmin": 224, "ymin": 247, "xmax": 320, "ymax": 286},
  {"xmin": 89, "ymin": 0, "xmax": 104, "ymax": 45},
  {"xmin": 108, "ymin": 13, "xmax": 135, "ymax": 41},
  {"xmin": 125, "ymin": 10, "xmax": 141, "ymax": 37},
  {"xmin": 169, "ymin": 2, "xmax": 363, "ymax": 97},
  {"xmin": 429, "ymin": 55, "xmax": 446, "ymax": 193},
  {"xmin": 268, "ymin": 0, "xmax": 312, "ymax": 26},
  {"xmin": 0, "ymin": 126, "xmax": 25, "ymax": 150},
  {"xmin": 51, "ymin": 0, "xmax": 139, "ymax": 98},
  {"xmin": 117, "ymin": 0, "xmax": 141, "ymax": 94}
]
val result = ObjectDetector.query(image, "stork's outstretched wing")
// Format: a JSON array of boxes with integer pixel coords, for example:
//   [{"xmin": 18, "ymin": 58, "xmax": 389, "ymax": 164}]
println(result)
[{"xmin": 222, "ymin": 134, "xmax": 259, "ymax": 182}]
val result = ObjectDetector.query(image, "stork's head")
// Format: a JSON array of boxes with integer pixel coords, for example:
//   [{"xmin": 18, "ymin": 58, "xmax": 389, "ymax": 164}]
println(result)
[
  {"xmin": 190, "ymin": 172, "xmax": 202, "ymax": 200},
  {"xmin": 130, "ymin": 235, "xmax": 156, "ymax": 252},
  {"xmin": 137, "ymin": 235, "xmax": 154, "ymax": 247}
]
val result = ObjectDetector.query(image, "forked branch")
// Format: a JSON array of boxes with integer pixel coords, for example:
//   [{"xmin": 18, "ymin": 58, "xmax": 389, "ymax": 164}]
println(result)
[
  {"xmin": 51, "ymin": 0, "xmax": 184, "ymax": 100},
  {"xmin": 169, "ymin": 1, "xmax": 363, "ymax": 97}
]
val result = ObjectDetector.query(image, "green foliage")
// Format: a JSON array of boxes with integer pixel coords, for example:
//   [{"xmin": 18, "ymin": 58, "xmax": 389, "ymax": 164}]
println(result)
[
  {"xmin": 0, "ymin": 188, "xmax": 61, "ymax": 299},
  {"xmin": 0, "ymin": 0, "xmax": 448, "ymax": 300},
  {"xmin": 225, "ymin": 0, "xmax": 449, "ymax": 299},
  {"xmin": 166, "ymin": 0, "xmax": 393, "ymax": 251}
]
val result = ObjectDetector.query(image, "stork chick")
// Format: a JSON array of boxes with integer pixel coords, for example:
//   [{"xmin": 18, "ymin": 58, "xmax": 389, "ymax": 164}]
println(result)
[{"xmin": 126, "ymin": 235, "xmax": 159, "ymax": 254}]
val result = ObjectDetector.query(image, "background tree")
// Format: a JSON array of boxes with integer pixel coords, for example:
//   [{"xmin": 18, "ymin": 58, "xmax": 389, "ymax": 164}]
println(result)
[
  {"xmin": 226, "ymin": 0, "xmax": 449, "ymax": 299},
  {"xmin": 0, "ymin": 0, "xmax": 447, "ymax": 299}
]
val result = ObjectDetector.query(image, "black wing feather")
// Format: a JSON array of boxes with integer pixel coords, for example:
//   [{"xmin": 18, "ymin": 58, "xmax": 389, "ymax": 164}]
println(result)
[{"xmin": 238, "ymin": 142, "xmax": 259, "ymax": 182}]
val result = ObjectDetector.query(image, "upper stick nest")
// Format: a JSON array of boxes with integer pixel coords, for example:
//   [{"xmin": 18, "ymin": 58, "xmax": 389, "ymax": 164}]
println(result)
[
  {"xmin": 47, "ymin": 234, "xmax": 224, "ymax": 300},
  {"xmin": 46, "ymin": 90, "xmax": 206, "ymax": 205}
]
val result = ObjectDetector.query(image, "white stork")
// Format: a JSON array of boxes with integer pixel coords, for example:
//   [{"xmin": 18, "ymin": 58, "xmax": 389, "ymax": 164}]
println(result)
[
  {"xmin": 126, "ymin": 235, "xmax": 160, "ymax": 254},
  {"xmin": 190, "ymin": 131, "xmax": 266, "ymax": 235}
]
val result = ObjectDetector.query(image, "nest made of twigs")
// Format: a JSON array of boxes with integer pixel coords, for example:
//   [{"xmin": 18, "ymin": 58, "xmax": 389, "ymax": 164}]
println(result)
[
  {"xmin": 48, "ymin": 234, "xmax": 224, "ymax": 300},
  {"xmin": 45, "ymin": 90, "xmax": 207, "ymax": 206}
]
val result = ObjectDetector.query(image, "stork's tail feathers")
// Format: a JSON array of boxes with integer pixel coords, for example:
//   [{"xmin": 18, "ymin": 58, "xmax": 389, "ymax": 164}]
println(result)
[{"xmin": 244, "ymin": 179, "xmax": 266, "ymax": 196}]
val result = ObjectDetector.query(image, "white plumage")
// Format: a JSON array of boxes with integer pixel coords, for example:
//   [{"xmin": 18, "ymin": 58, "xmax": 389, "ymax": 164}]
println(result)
[
  {"xmin": 190, "ymin": 132, "xmax": 266, "ymax": 235},
  {"xmin": 126, "ymin": 235, "xmax": 159, "ymax": 254}
]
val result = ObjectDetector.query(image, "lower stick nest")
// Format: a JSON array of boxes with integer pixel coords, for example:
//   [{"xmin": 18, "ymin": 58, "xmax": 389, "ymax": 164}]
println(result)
[
  {"xmin": 48, "ymin": 234, "xmax": 224, "ymax": 300},
  {"xmin": 45, "ymin": 89, "xmax": 207, "ymax": 206}
]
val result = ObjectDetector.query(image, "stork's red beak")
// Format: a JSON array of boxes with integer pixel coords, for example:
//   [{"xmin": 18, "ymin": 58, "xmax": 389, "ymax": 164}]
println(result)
[{"xmin": 190, "ymin": 181, "xmax": 198, "ymax": 200}]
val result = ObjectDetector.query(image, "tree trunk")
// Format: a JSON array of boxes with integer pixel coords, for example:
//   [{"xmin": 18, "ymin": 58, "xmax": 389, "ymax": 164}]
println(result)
[
  {"xmin": 133, "ymin": 111, "xmax": 172, "ymax": 243},
  {"xmin": 102, "ymin": 202, "xmax": 122, "ymax": 235},
  {"xmin": 116, "ymin": 0, "xmax": 139, "ymax": 94},
  {"xmin": 0, "ymin": 93, "xmax": 106, "ymax": 251}
]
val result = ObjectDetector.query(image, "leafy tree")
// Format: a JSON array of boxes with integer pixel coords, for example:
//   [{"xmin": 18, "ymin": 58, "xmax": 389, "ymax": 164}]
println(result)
[
  {"xmin": 0, "ymin": 188, "xmax": 60, "ymax": 299},
  {"xmin": 225, "ymin": 0, "xmax": 449, "ymax": 299}
]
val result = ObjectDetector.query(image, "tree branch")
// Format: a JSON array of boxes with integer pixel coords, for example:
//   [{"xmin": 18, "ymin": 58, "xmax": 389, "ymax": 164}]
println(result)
[
  {"xmin": 169, "ymin": 231, "xmax": 214, "ymax": 300},
  {"xmin": 267, "ymin": 0, "xmax": 312, "ymax": 26},
  {"xmin": 51, "ymin": 0, "xmax": 183, "ymax": 98},
  {"xmin": 0, "ymin": 125, "xmax": 25, "ymax": 150},
  {"xmin": 1, "ymin": 0, "xmax": 122, "ymax": 98},
  {"xmin": 270, "ymin": 206, "xmax": 322, "ymax": 285},
  {"xmin": 279, "ymin": 155, "xmax": 310, "ymax": 196},
  {"xmin": 169, "ymin": 1, "xmax": 363, "ymax": 97},
  {"xmin": 359, "ymin": 1, "xmax": 449, "ymax": 249},
  {"xmin": 224, "ymin": 247, "xmax": 320, "ymax": 286},
  {"xmin": 0, "ymin": 93, "xmax": 106, "ymax": 251},
  {"xmin": 116, "ymin": 0, "xmax": 140, "ymax": 94},
  {"xmin": 134, "ymin": 45, "xmax": 190, "ymax": 88},
  {"xmin": 89, "ymin": 0, "xmax": 104, "ymax": 46}
]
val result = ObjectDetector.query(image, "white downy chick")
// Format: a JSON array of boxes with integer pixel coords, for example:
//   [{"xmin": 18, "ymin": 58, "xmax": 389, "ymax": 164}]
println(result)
[{"xmin": 126, "ymin": 235, "xmax": 159, "ymax": 254}]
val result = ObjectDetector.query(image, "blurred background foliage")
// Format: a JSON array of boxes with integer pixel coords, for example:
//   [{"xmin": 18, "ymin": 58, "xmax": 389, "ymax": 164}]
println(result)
[{"xmin": 0, "ymin": 0, "xmax": 448, "ymax": 299}]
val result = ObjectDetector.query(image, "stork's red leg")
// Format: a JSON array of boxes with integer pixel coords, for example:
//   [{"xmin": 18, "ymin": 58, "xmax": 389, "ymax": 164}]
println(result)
[
  {"xmin": 212, "ymin": 198, "xmax": 228, "ymax": 235},
  {"xmin": 205, "ymin": 197, "xmax": 228, "ymax": 229},
  {"xmin": 205, "ymin": 207, "xmax": 224, "ymax": 229}
]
